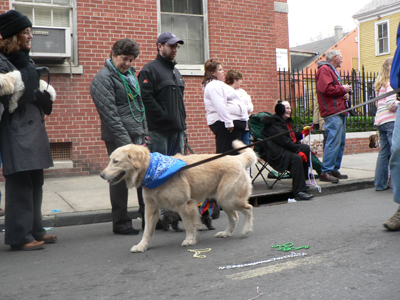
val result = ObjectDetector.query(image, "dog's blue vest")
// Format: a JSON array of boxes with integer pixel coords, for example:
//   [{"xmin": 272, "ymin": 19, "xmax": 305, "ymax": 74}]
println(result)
[{"xmin": 141, "ymin": 152, "xmax": 187, "ymax": 189}]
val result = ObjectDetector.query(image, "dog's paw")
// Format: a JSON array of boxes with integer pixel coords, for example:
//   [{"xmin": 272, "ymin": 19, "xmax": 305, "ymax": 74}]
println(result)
[
  {"xmin": 215, "ymin": 231, "xmax": 230, "ymax": 238},
  {"xmin": 241, "ymin": 226, "xmax": 253, "ymax": 236},
  {"xmin": 181, "ymin": 238, "xmax": 197, "ymax": 246},
  {"xmin": 8, "ymin": 99, "xmax": 18, "ymax": 113},
  {"xmin": 130, "ymin": 244, "xmax": 147, "ymax": 253}
]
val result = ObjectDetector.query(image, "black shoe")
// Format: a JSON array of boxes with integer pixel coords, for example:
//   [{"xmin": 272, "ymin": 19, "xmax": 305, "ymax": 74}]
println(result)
[
  {"xmin": 295, "ymin": 192, "xmax": 314, "ymax": 201},
  {"xmin": 113, "ymin": 228, "xmax": 139, "ymax": 235}
]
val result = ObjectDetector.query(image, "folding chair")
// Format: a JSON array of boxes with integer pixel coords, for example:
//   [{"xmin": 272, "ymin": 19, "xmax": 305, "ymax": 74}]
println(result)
[{"xmin": 248, "ymin": 112, "xmax": 289, "ymax": 189}]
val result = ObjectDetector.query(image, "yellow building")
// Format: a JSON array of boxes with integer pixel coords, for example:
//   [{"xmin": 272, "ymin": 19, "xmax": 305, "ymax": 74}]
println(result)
[{"xmin": 353, "ymin": 0, "xmax": 400, "ymax": 73}]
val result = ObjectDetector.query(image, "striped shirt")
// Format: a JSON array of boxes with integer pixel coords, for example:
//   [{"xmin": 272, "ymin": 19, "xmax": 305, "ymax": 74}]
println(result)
[{"xmin": 374, "ymin": 83, "xmax": 399, "ymax": 126}]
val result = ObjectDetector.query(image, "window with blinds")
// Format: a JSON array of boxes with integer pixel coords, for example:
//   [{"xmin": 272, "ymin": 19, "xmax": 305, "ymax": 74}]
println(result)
[
  {"xmin": 13, "ymin": 0, "xmax": 71, "ymax": 28},
  {"xmin": 12, "ymin": 0, "xmax": 73, "ymax": 60},
  {"xmin": 160, "ymin": 0, "xmax": 206, "ymax": 65}
]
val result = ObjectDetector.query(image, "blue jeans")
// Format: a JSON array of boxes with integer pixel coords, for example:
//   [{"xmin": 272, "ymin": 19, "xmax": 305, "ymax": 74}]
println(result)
[
  {"xmin": 242, "ymin": 130, "xmax": 250, "ymax": 145},
  {"xmin": 390, "ymin": 109, "xmax": 400, "ymax": 204},
  {"xmin": 321, "ymin": 115, "xmax": 346, "ymax": 174},
  {"xmin": 148, "ymin": 130, "xmax": 184, "ymax": 156},
  {"xmin": 374, "ymin": 122, "xmax": 394, "ymax": 190}
]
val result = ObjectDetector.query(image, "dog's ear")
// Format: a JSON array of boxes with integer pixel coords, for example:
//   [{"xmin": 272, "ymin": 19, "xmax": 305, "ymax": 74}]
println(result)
[{"xmin": 124, "ymin": 148, "xmax": 143, "ymax": 169}]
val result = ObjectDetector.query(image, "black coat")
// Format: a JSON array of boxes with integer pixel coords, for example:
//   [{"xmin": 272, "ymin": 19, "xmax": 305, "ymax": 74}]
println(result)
[
  {"xmin": 261, "ymin": 114, "xmax": 305, "ymax": 173},
  {"xmin": 0, "ymin": 53, "xmax": 53, "ymax": 176},
  {"xmin": 138, "ymin": 54, "xmax": 186, "ymax": 132}
]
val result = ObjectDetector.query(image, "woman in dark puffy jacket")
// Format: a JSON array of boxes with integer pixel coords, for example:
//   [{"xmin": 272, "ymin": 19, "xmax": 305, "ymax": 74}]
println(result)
[
  {"xmin": 90, "ymin": 38, "xmax": 147, "ymax": 235},
  {"xmin": 0, "ymin": 10, "xmax": 57, "ymax": 250},
  {"xmin": 261, "ymin": 100, "xmax": 313, "ymax": 201}
]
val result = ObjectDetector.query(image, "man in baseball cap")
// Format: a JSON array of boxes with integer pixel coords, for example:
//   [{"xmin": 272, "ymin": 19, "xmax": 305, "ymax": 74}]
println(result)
[
  {"xmin": 138, "ymin": 31, "xmax": 187, "ymax": 228},
  {"xmin": 156, "ymin": 32, "xmax": 184, "ymax": 46}
]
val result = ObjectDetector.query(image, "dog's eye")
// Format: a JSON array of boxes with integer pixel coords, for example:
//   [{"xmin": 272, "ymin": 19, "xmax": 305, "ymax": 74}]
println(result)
[{"xmin": 113, "ymin": 159, "xmax": 119, "ymax": 164}]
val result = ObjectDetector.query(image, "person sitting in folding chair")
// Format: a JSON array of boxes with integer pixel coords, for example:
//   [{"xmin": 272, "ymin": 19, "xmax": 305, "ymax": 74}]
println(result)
[{"xmin": 261, "ymin": 100, "xmax": 313, "ymax": 201}]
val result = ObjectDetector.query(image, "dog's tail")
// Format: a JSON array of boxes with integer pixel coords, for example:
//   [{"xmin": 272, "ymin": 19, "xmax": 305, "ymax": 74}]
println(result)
[{"xmin": 232, "ymin": 140, "xmax": 257, "ymax": 168}]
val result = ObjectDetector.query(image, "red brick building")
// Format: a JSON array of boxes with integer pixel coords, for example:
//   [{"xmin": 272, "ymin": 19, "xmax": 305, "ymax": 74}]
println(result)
[{"xmin": 1, "ymin": 0, "xmax": 289, "ymax": 177}]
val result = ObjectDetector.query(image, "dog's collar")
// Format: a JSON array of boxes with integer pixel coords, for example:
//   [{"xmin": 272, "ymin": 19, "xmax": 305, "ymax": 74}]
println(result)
[{"xmin": 141, "ymin": 152, "xmax": 187, "ymax": 189}]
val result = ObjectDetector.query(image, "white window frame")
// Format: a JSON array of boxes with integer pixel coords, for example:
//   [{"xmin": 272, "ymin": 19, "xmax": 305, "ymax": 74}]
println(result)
[
  {"xmin": 375, "ymin": 19, "xmax": 390, "ymax": 56},
  {"xmin": 157, "ymin": 0, "xmax": 209, "ymax": 76},
  {"xmin": 11, "ymin": 0, "xmax": 82, "ymax": 75}
]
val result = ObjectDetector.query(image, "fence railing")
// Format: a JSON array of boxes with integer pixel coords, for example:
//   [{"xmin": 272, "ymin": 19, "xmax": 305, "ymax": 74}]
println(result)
[{"xmin": 277, "ymin": 66, "xmax": 378, "ymax": 132}]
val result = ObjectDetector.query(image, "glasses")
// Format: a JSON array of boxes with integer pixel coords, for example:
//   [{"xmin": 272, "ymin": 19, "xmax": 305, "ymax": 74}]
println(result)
[
  {"xmin": 21, "ymin": 30, "xmax": 33, "ymax": 36},
  {"xmin": 165, "ymin": 43, "xmax": 180, "ymax": 49}
]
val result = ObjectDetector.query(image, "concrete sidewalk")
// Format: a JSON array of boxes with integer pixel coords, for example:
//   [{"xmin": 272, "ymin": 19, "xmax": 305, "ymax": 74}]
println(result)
[{"xmin": 0, "ymin": 152, "xmax": 380, "ymax": 230}]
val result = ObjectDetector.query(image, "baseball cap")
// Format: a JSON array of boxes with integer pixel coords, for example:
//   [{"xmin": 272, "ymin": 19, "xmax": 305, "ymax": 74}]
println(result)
[{"xmin": 156, "ymin": 32, "xmax": 184, "ymax": 45}]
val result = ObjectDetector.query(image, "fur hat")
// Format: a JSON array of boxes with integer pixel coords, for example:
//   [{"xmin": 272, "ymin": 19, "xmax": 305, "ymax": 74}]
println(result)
[{"xmin": 0, "ymin": 10, "xmax": 32, "ymax": 39}]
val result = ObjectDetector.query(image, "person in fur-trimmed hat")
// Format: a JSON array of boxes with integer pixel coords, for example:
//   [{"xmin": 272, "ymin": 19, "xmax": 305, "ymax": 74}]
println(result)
[{"xmin": 0, "ymin": 10, "xmax": 57, "ymax": 251}]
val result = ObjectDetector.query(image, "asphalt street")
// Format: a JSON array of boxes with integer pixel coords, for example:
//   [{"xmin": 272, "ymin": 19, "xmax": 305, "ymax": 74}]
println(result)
[{"xmin": 1, "ymin": 187, "xmax": 400, "ymax": 300}]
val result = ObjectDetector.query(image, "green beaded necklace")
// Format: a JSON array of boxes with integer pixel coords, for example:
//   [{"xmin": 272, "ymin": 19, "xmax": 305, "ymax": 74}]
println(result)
[{"xmin": 111, "ymin": 60, "xmax": 145, "ymax": 123}]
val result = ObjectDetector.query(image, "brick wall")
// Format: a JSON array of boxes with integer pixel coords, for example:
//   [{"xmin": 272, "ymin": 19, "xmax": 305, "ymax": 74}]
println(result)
[
  {"xmin": 311, "ymin": 132, "xmax": 379, "ymax": 158},
  {"xmin": 1, "ymin": 0, "xmax": 287, "ymax": 178}
]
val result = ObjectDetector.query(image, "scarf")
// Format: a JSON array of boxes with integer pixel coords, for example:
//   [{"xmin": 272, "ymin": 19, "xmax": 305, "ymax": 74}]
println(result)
[
  {"xmin": 141, "ymin": 152, "xmax": 187, "ymax": 189},
  {"xmin": 285, "ymin": 122, "xmax": 297, "ymax": 143},
  {"xmin": 8, "ymin": 50, "xmax": 39, "ymax": 108},
  {"xmin": 9, "ymin": 49, "xmax": 30, "ymax": 70}
]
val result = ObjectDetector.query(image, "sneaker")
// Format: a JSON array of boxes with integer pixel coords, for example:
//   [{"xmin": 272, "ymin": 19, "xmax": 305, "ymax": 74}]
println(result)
[
  {"xmin": 331, "ymin": 171, "xmax": 348, "ymax": 179},
  {"xmin": 383, "ymin": 210, "xmax": 400, "ymax": 231},
  {"xmin": 319, "ymin": 172, "xmax": 339, "ymax": 183},
  {"xmin": 295, "ymin": 192, "xmax": 314, "ymax": 201}
]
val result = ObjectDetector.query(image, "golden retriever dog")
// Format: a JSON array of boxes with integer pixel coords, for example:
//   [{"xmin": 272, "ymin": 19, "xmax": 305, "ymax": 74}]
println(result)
[{"xmin": 100, "ymin": 140, "xmax": 257, "ymax": 253}]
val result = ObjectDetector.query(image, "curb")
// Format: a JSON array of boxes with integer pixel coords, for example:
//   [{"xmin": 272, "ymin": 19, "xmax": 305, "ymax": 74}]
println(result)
[
  {"xmin": 0, "ymin": 178, "xmax": 375, "ymax": 231},
  {"xmin": 0, "ymin": 209, "xmax": 141, "ymax": 231}
]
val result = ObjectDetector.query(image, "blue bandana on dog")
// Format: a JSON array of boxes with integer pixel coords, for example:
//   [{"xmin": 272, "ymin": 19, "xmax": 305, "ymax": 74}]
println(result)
[{"xmin": 141, "ymin": 152, "xmax": 187, "ymax": 189}]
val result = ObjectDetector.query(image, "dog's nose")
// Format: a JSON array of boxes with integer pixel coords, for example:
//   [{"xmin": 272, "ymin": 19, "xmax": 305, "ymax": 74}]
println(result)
[{"xmin": 100, "ymin": 173, "xmax": 105, "ymax": 179}]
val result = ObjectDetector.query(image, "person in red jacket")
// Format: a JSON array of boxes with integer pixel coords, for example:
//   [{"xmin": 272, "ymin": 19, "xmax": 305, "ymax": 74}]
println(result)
[{"xmin": 316, "ymin": 50, "xmax": 352, "ymax": 183}]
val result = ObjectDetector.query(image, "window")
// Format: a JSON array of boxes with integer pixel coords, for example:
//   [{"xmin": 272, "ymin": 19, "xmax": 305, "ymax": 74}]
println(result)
[
  {"xmin": 375, "ymin": 20, "xmax": 390, "ymax": 56},
  {"xmin": 12, "ymin": 0, "xmax": 81, "ymax": 74},
  {"xmin": 159, "ymin": 0, "xmax": 208, "ymax": 75}
]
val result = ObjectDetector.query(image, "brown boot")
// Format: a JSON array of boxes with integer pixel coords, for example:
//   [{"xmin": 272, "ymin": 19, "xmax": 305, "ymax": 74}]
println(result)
[
  {"xmin": 11, "ymin": 240, "xmax": 45, "ymax": 251},
  {"xmin": 37, "ymin": 234, "xmax": 58, "ymax": 244},
  {"xmin": 319, "ymin": 172, "xmax": 339, "ymax": 183},
  {"xmin": 331, "ymin": 171, "xmax": 348, "ymax": 179},
  {"xmin": 383, "ymin": 210, "xmax": 400, "ymax": 231}
]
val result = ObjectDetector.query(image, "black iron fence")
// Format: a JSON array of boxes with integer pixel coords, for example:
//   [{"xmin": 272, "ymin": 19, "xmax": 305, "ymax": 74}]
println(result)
[{"xmin": 277, "ymin": 66, "xmax": 378, "ymax": 132}]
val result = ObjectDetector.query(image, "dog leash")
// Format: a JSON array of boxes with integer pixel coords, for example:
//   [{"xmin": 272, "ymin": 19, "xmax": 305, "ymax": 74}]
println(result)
[
  {"xmin": 302, "ymin": 125, "xmax": 322, "ymax": 193},
  {"xmin": 181, "ymin": 87, "xmax": 400, "ymax": 171}
]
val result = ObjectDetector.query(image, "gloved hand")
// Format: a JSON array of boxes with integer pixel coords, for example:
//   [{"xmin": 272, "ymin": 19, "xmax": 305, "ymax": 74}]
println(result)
[
  {"xmin": 35, "ymin": 90, "xmax": 52, "ymax": 115},
  {"xmin": 302, "ymin": 125, "xmax": 311, "ymax": 137},
  {"xmin": 298, "ymin": 151, "xmax": 307, "ymax": 162}
]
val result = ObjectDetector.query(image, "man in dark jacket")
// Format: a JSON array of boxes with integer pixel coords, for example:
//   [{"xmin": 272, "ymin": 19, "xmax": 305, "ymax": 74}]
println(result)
[
  {"xmin": 261, "ymin": 100, "xmax": 313, "ymax": 201},
  {"xmin": 138, "ymin": 32, "xmax": 186, "ymax": 156},
  {"xmin": 316, "ymin": 49, "xmax": 352, "ymax": 183}
]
